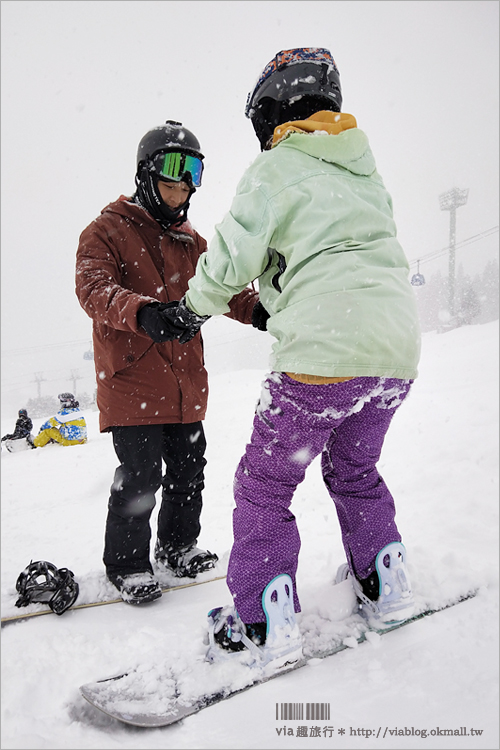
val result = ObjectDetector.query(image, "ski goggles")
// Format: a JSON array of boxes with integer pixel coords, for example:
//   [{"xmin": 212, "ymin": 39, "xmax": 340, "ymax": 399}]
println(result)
[{"xmin": 153, "ymin": 151, "xmax": 204, "ymax": 188}]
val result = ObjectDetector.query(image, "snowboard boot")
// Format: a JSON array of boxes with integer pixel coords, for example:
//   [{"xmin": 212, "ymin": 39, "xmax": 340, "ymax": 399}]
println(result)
[
  {"xmin": 337, "ymin": 542, "xmax": 415, "ymax": 627},
  {"xmin": 155, "ymin": 541, "xmax": 218, "ymax": 578},
  {"xmin": 206, "ymin": 574, "xmax": 303, "ymax": 675},
  {"xmin": 108, "ymin": 571, "xmax": 162, "ymax": 605}
]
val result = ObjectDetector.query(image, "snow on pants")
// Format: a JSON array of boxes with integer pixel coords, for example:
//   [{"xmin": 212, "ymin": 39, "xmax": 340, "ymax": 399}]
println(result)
[
  {"xmin": 229, "ymin": 373, "xmax": 412, "ymax": 624},
  {"xmin": 104, "ymin": 422, "xmax": 206, "ymax": 578}
]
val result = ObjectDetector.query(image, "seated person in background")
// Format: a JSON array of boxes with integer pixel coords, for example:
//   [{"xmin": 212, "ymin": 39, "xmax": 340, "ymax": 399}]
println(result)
[
  {"xmin": 2, "ymin": 409, "xmax": 34, "ymax": 448},
  {"xmin": 33, "ymin": 393, "xmax": 88, "ymax": 448}
]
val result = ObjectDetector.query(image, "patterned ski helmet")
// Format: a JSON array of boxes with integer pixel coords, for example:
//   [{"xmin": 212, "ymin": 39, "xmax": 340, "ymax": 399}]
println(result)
[{"xmin": 245, "ymin": 48, "xmax": 342, "ymax": 150}]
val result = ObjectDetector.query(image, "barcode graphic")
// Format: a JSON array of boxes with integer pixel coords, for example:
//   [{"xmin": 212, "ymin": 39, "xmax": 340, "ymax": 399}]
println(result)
[
  {"xmin": 306, "ymin": 703, "xmax": 330, "ymax": 720},
  {"xmin": 276, "ymin": 703, "xmax": 331, "ymax": 720}
]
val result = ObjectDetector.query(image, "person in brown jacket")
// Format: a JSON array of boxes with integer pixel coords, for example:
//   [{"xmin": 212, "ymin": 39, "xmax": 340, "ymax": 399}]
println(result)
[{"xmin": 75, "ymin": 120, "xmax": 259, "ymax": 605}]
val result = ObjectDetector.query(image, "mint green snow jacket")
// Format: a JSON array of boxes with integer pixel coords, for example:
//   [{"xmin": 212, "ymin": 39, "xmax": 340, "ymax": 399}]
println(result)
[{"xmin": 186, "ymin": 124, "xmax": 421, "ymax": 379}]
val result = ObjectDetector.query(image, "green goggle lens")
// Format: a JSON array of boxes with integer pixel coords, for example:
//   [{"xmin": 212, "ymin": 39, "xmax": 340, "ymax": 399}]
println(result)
[{"xmin": 155, "ymin": 151, "xmax": 203, "ymax": 187}]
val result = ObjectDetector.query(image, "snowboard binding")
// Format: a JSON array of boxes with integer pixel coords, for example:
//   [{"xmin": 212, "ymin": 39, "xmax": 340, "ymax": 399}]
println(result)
[
  {"xmin": 15, "ymin": 560, "xmax": 79, "ymax": 615},
  {"xmin": 337, "ymin": 542, "xmax": 415, "ymax": 627},
  {"xmin": 206, "ymin": 573, "xmax": 303, "ymax": 673}
]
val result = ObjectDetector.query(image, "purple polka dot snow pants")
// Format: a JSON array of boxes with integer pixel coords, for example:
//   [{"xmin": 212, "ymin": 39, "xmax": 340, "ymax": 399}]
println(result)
[{"xmin": 228, "ymin": 373, "xmax": 412, "ymax": 624}]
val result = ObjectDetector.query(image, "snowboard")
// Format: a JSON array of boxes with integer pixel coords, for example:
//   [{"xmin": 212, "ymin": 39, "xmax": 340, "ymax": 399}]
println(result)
[
  {"xmin": 2, "ymin": 437, "xmax": 34, "ymax": 453},
  {"xmin": 1, "ymin": 573, "xmax": 226, "ymax": 626},
  {"xmin": 80, "ymin": 588, "xmax": 477, "ymax": 728}
]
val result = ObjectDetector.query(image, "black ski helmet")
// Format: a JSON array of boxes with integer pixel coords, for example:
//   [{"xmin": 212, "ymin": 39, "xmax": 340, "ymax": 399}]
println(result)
[
  {"xmin": 135, "ymin": 120, "xmax": 204, "ymax": 229},
  {"xmin": 245, "ymin": 48, "xmax": 342, "ymax": 151},
  {"xmin": 136, "ymin": 120, "xmax": 204, "ymax": 169}
]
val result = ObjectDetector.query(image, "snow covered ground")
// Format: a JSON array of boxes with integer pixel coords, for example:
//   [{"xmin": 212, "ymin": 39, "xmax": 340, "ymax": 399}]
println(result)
[{"xmin": 1, "ymin": 320, "xmax": 498, "ymax": 749}]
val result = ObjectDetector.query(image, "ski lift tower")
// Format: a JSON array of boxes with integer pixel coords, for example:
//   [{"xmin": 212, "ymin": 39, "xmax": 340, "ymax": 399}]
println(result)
[{"xmin": 439, "ymin": 187, "xmax": 469, "ymax": 318}]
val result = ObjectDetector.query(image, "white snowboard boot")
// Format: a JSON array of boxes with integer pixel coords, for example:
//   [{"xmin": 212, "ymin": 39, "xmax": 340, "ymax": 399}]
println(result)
[{"xmin": 337, "ymin": 542, "xmax": 415, "ymax": 627}]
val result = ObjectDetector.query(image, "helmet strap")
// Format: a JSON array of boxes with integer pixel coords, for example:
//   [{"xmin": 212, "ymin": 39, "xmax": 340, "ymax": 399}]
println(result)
[
  {"xmin": 251, "ymin": 103, "xmax": 279, "ymax": 151},
  {"xmin": 135, "ymin": 164, "xmax": 195, "ymax": 229}
]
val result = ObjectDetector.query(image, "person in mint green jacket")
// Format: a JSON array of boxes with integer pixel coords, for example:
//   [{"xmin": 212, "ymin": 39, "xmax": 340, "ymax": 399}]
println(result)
[{"xmin": 160, "ymin": 48, "xmax": 421, "ymax": 669}]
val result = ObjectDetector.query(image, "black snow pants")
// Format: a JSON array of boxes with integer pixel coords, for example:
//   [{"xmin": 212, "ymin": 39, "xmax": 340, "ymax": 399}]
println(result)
[{"xmin": 103, "ymin": 422, "xmax": 206, "ymax": 578}]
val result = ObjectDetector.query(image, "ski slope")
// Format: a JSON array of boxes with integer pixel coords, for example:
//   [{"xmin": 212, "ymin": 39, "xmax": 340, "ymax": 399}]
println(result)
[{"xmin": 1, "ymin": 321, "xmax": 498, "ymax": 749}]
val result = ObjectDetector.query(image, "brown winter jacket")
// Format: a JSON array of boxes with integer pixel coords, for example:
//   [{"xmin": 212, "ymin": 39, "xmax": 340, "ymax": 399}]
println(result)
[{"xmin": 75, "ymin": 197, "xmax": 257, "ymax": 431}]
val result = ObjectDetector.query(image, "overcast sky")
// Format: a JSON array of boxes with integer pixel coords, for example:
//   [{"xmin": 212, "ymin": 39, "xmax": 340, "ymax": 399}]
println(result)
[{"xmin": 1, "ymin": 0, "xmax": 498, "ymax": 405}]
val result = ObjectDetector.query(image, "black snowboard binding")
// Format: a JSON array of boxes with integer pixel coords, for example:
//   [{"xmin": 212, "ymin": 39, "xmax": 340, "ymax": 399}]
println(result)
[{"xmin": 15, "ymin": 560, "xmax": 79, "ymax": 615}]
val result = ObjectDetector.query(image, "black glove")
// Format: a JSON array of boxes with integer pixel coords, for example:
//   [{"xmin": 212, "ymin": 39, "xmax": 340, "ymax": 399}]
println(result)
[
  {"xmin": 137, "ymin": 302, "xmax": 186, "ymax": 343},
  {"xmin": 251, "ymin": 300, "xmax": 270, "ymax": 331},
  {"xmin": 159, "ymin": 297, "xmax": 211, "ymax": 344}
]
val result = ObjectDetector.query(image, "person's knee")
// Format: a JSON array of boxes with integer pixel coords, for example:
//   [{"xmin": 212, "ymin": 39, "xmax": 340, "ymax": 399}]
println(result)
[
  {"xmin": 109, "ymin": 465, "xmax": 159, "ymax": 518},
  {"xmin": 108, "ymin": 491, "xmax": 156, "ymax": 519},
  {"xmin": 33, "ymin": 429, "xmax": 55, "ymax": 447}
]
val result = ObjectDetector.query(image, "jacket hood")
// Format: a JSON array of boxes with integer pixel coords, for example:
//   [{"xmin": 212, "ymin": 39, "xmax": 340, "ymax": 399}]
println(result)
[
  {"xmin": 272, "ymin": 112, "xmax": 376, "ymax": 177},
  {"xmin": 101, "ymin": 196, "xmax": 197, "ymax": 241}
]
